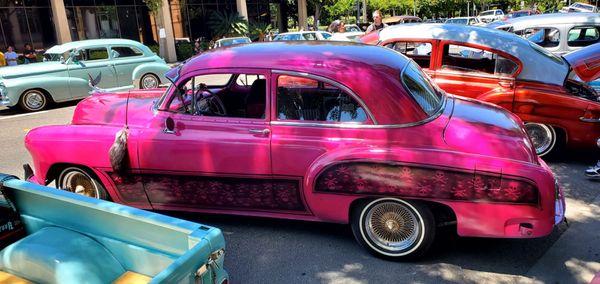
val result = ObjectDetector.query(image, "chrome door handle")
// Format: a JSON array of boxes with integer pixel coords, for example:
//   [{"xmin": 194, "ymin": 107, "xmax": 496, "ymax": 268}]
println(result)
[
  {"xmin": 249, "ymin": 128, "xmax": 270, "ymax": 136},
  {"xmin": 580, "ymin": 117, "xmax": 600, "ymax": 123}
]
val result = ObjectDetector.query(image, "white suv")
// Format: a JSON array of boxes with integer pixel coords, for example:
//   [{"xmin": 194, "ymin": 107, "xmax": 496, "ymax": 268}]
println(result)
[{"xmin": 478, "ymin": 9, "xmax": 504, "ymax": 23}]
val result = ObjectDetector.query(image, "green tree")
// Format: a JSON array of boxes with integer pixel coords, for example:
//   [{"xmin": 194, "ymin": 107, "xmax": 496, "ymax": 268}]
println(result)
[{"xmin": 208, "ymin": 11, "xmax": 249, "ymax": 39}]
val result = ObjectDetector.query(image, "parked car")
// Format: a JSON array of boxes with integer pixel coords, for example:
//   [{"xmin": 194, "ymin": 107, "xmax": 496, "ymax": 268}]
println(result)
[
  {"xmin": 0, "ymin": 174, "xmax": 228, "ymax": 283},
  {"xmin": 24, "ymin": 42, "xmax": 565, "ymax": 259},
  {"xmin": 273, "ymin": 31, "xmax": 329, "ymax": 41},
  {"xmin": 505, "ymin": 9, "xmax": 540, "ymax": 19},
  {"xmin": 382, "ymin": 15, "xmax": 422, "ymax": 25},
  {"xmin": 493, "ymin": 13, "xmax": 600, "ymax": 56},
  {"xmin": 330, "ymin": 31, "xmax": 365, "ymax": 42},
  {"xmin": 212, "ymin": 36, "xmax": 252, "ymax": 48},
  {"xmin": 560, "ymin": 2, "xmax": 598, "ymax": 13},
  {"xmin": 362, "ymin": 24, "xmax": 600, "ymax": 156},
  {"xmin": 478, "ymin": 9, "xmax": 505, "ymax": 23},
  {"xmin": 445, "ymin": 17, "xmax": 483, "ymax": 25},
  {"xmin": 0, "ymin": 39, "xmax": 169, "ymax": 112}
]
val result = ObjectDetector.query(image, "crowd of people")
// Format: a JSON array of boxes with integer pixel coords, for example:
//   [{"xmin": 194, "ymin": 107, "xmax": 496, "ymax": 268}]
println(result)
[{"xmin": 0, "ymin": 43, "xmax": 38, "ymax": 67}]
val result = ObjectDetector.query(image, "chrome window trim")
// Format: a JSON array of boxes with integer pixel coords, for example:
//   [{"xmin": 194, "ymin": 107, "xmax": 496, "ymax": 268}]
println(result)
[
  {"xmin": 270, "ymin": 94, "xmax": 447, "ymax": 129},
  {"xmin": 272, "ymin": 69, "xmax": 378, "ymax": 125}
]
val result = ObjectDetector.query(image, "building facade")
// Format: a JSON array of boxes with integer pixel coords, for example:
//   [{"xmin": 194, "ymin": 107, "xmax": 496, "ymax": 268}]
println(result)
[{"xmin": 0, "ymin": 0, "xmax": 309, "ymax": 62}]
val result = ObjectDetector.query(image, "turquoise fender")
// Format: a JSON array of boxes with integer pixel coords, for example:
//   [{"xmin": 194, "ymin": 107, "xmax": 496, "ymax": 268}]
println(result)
[{"xmin": 131, "ymin": 61, "xmax": 171, "ymax": 88}]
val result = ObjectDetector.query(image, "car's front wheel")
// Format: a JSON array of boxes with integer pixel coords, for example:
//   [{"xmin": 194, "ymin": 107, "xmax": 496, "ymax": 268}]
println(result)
[
  {"xmin": 19, "ymin": 89, "xmax": 48, "ymax": 112},
  {"xmin": 140, "ymin": 73, "xmax": 159, "ymax": 89},
  {"xmin": 57, "ymin": 167, "xmax": 108, "ymax": 200},
  {"xmin": 351, "ymin": 198, "xmax": 435, "ymax": 260},
  {"xmin": 524, "ymin": 123, "xmax": 557, "ymax": 157}
]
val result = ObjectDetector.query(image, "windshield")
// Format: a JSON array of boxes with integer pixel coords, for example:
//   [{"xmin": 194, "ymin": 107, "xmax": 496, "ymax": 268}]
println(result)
[
  {"xmin": 43, "ymin": 50, "xmax": 71, "ymax": 62},
  {"xmin": 401, "ymin": 62, "xmax": 444, "ymax": 116},
  {"xmin": 221, "ymin": 38, "xmax": 250, "ymax": 46},
  {"xmin": 446, "ymin": 19, "xmax": 468, "ymax": 25},
  {"xmin": 480, "ymin": 11, "xmax": 495, "ymax": 16},
  {"xmin": 345, "ymin": 25, "xmax": 361, "ymax": 32}
]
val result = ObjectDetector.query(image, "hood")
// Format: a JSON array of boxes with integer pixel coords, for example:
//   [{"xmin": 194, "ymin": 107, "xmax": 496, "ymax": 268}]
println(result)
[
  {"xmin": 563, "ymin": 43, "xmax": 600, "ymax": 82},
  {"xmin": 444, "ymin": 96, "xmax": 537, "ymax": 163},
  {"xmin": 0, "ymin": 62, "xmax": 66, "ymax": 79},
  {"xmin": 72, "ymin": 89, "xmax": 164, "ymax": 126}
]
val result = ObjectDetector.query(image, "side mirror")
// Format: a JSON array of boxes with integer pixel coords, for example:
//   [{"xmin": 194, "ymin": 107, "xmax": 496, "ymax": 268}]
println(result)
[
  {"xmin": 111, "ymin": 50, "xmax": 120, "ymax": 58},
  {"xmin": 164, "ymin": 117, "xmax": 175, "ymax": 134}
]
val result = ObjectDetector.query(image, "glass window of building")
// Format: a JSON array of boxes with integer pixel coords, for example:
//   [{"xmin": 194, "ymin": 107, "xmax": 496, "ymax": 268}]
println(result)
[{"xmin": 0, "ymin": 0, "xmax": 56, "ymax": 52}]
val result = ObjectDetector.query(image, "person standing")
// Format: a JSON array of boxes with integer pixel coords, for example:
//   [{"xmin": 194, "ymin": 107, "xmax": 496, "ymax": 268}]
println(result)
[
  {"xmin": 5, "ymin": 46, "xmax": 18, "ymax": 66},
  {"xmin": 23, "ymin": 43, "xmax": 36, "ymax": 64},
  {"xmin": 366, "ymin": 10, "xmax": 388, "ymax": 34}
]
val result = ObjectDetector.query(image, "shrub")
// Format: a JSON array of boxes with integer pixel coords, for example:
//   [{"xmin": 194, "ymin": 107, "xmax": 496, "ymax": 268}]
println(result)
[{"xmin": 175, "ymin": 42, "xmax": 194, "ymax": 61}]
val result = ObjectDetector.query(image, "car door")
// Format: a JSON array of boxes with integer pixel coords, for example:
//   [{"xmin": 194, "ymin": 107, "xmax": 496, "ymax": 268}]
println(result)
[
  {"xmin": 67, "ymin": 46, "xmax": 118, "ymax": 96},
  {"xmin": 109, "ymin": 45, "xmax": 149, "ymax": 87},
  {"xmin": 269, "ymin": 71, "xmax": 374, "ymax": 214},
  {"xmin": 432, "ymin": 42, "xmax": 518, "ymax": 110},
  {"xmin": 133, "ymin": 69, "xmax": 281, "ymax": 212}
]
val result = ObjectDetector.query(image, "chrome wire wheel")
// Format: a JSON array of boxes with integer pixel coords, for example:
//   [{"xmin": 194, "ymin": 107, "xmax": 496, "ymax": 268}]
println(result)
[
  {"xmin": 364, "ymin": 201, "xmax": 420, "ymax": 252},
  {"xmin": 21, "ymin": 90, "xmax": 47, "ymax": 111},
  {"xmin": 524, "ymin": 123, "xmax": 556, "ymax": 156},
  {"xmin": 141, "ymin": 74, "xmax": 159, "ymax": 89},
  {"xmin": 58, "ymin": 168, "xmax": 101, "ymax": 199}
]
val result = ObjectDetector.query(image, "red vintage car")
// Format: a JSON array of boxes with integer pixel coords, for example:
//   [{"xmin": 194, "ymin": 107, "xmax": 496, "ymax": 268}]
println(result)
[
  {"xmin": 24, "ymin": 42, "xmax": 565, "ymax": 259},
  {"xmin": 362, "ymin": 24, "xmax": 600, "ymax": 156}
]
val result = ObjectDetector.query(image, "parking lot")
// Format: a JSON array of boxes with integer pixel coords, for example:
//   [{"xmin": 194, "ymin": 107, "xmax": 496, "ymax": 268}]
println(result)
[{"xmin": 1, "ymin": 103, "xmax": 598, "ymax": 284}]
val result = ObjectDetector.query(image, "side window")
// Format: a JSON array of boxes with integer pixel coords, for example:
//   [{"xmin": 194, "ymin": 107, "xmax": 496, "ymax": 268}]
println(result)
[
  {"xmin": 276, "ymin": 75, "xmax": 367, "ymax": 123},
  {"xmin": 167, "ymin": 73, "xmax": 266, "ymax": 119},
  {"xmin": 76, "ymin": 47, "xmax": 109, "ymax": 61},
  {"xmin": 385, "ymin": 41, "xmax": 432, "ymax": 68},
  {"xmin": 568, "ymin": 26, "xmax": 600, "ymax": 47},
  {"xmin": 303, "ymin": 33, "xmax": 317, "ymax": 40},
  {"xmin": 516, "ymin": 27, "xmax": 560, "ymax": 48},
  {"xmin": 495, "ymin": 10, "xmax": 502, "ymax": 15},
  {"xmin": 111, "ymin": 46, "xmax": 144, "ymax": 58},
  {"xmin": 441, "ymin": 44, "xmax": 518, "ymax": 76},
  {"xmin": 321, "ymin": 33, "xmax": 332, "ymax": 39}
]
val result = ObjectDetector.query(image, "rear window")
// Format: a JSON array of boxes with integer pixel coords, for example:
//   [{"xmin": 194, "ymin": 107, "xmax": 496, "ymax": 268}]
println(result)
[{"xmin": 401, "ymin": 62, "xmax": 443, "ymax": 116}]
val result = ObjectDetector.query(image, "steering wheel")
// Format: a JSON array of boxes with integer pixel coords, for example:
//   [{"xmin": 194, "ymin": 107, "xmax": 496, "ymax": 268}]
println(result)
[{"xmin": 192, "ymin": 84, "xmax": 227, "ymax": 116}]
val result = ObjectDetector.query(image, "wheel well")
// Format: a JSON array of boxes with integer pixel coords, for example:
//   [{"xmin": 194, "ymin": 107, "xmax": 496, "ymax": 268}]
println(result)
[
  {"xmin": 551, "ymin": 125, "xmax": 567, "ymax": 146},
  {"xmin": 46, "ymin": 163, "xmax": 97, "ymax": 185},
  {"xmin": 349, "ymin": 197, "xmax": 457, "ymax": 227},
  {"xmin": 22, "ymin": 88, "xmax": 53, "ymax": 103}
]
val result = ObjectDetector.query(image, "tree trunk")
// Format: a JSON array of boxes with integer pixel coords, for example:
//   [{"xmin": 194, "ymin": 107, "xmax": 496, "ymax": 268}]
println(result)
[{"xmin": 313, "ymin": 4, "xmax": 320, "ymax": 31}]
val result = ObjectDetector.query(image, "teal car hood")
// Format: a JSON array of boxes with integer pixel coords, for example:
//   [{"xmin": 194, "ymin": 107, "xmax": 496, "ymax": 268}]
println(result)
[{"xmin": 0, "ymin": 62, "xmax": 66, "ymax": 79}]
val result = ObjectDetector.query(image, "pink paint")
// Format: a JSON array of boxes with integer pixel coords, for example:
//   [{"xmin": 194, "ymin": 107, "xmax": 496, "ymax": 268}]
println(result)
[{"xmin": 25, "ymin": 42, "xmax": 563, "ymax": 239}]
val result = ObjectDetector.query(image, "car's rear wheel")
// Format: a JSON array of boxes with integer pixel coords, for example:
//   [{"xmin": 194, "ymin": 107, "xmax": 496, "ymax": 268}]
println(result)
[
  {"xmin": 351, "ymin": 198, "xmax": 435, "ymax": 260},
  {"xmin": 524, "ymin": 123, "xmax": 557, "ymax": 157},
  {"xmin": 19, "ymin": 89, "xmax": 48, "ymax": 112},
  {"xmin": 57, "ymin": 167, "xmax": 107, "ymax": 200},
  {"xmin": 140, "ymin": 73, "xmax": 159, "ymax": 89}
]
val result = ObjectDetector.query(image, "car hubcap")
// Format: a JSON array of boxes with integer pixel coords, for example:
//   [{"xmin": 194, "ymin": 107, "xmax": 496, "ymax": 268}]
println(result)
[
  {"xmin": 524, "ymin": 123, "xmax": 554, "ymax": 155},
  {"xmin": 25, "ymin": 91, "xmax": 45, "ymax": 110},
  {"xmin": 60, "ymin": 171, "xmax": 99, "ymax": 199},
  {"xmin": 142, "ymin": 75, "xmax": 158, "ymax": 89},
  {"xmin": 365, "ymin": 202, "xmax": 420, "ymax": 252}
]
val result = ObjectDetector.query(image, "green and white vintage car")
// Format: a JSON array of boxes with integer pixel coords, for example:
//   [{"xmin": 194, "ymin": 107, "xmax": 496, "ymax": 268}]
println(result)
[{"xmin": 0, "ymin": 39, "xmax": 170, "ymax": 112}]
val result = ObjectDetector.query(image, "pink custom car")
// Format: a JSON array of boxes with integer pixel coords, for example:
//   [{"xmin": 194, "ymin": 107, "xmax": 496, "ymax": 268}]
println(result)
[{"xmin": 24, "ymin": 42, "xmax": 565, "ymax": 259}]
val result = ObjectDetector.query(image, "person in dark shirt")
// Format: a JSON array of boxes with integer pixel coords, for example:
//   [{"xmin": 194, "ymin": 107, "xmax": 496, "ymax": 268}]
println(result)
[
  {"xmin": 23, "ymin": 43, "xmax": 36, "ymax": 64},
  {"xmin": 366, "ymin": 10, "xmax": 388, "ymax": 33}
]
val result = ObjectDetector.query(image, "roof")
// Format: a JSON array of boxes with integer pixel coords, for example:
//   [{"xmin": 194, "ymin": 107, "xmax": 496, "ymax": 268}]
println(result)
[
  {"xmin": 502, "ymin": 12, "xmax": 600, "ymax": 29},
  {"xmin": 177, "ymin": 41, "xmax": 422, "ymax": 124},
  {"xmin": 377, "ymin": 23, "xmax": 570, "ymax": 85},
  {"xmin": 45, "ymin": 39, "xmax": 148, "ymax": 54}
]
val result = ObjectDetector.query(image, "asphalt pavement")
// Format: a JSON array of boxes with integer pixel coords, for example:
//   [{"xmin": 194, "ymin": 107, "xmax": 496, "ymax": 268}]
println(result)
[{"xmin": 0, "ymin": 104, "xmax": 598, "ymax": 284}]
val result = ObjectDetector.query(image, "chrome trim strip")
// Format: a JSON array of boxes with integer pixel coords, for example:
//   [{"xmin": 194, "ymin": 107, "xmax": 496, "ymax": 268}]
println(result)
[
  {"xmin": 271, "ymin": 69, "xmax": 378, "ymax": 125},
  {"xmin": 271, "ymin": 95, "xmax": 446, "ymax": 129}
]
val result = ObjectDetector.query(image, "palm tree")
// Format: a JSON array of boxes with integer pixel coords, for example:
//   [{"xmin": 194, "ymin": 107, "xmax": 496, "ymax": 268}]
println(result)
[
  {"xmin": 209, "ymin": 11, "xmax": 249, "ymax": 39},
  {"xmin": 250, "ymin": 22, "xmax": 272, "ymax": 41}
]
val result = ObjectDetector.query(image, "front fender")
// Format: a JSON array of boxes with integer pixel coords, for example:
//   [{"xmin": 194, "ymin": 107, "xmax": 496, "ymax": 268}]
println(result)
[
  {"xmin": 1, "ymin": 76, "xmax": 76, "ymax": 106},
  {"xmin": 131, "ymin": 61, "xmax": 170, "ymax": 86}
]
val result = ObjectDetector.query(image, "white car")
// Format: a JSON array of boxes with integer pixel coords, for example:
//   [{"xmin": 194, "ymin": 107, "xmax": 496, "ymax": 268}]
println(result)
[
  {"xmin": 212, "ymin": 37, "xmax": 251, "ymax": 48},
  {"xmin": 273, "ymin": 31, "xmax": 329, "ymax": 41},
  {"xmin": 561, "ymin": 2, "xmax": 598, "ymax": 13},
  {"xmin": 445, "ymin": 17, "xmax": 483, "ymax": 26},
  {"xmin": 330, "ymin": 32, "xmax": 365, "ymax": 42},
  {"xmin": 478, "ymin": 9, "xmax": 505, "ymax": 23}
]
